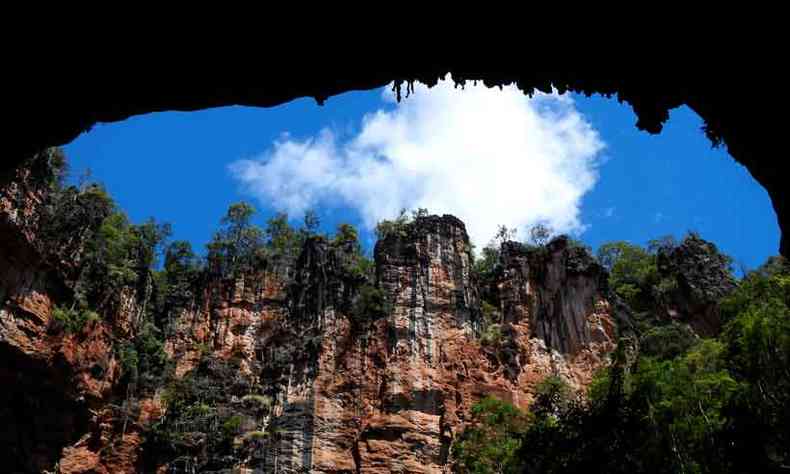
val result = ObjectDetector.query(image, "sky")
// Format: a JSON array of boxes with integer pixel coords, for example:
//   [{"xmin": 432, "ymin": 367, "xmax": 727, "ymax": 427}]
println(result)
[{"xmin": 63, "ymin": 78, "xmax": 780, "ymax": 275}]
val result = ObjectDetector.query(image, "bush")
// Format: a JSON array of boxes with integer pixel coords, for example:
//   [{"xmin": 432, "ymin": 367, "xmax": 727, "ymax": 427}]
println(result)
[
  {"xmin": 221, "ymin": 415, "xmax": 243, "ymax": 437},
  {"xmin": 241, "ymin": 394, "xmax": 273, "ymax": 412},
  {"xmin": 343, "ymin": 254, "xmax": 374, "ymax": 280},
  {"xmin": 374, "ymin": 208, "xmax": 411, "ymax": 240},
  {"xmin": 533, "ymin": 375, "xmax": 573, "ymax": 416},
  {"xmin": 352, "ymin": 285, "xmax": 390, "ymax": 323},
  {"xmin": 243, "ymin": 431, "xmax": 268, "ymax": 441},
  {"xmin": 185, "ymin": 402, "xmax": 213, "ymax": 418},
  {"xmin": 639, "ymin": 322, "xmax": 698, "ymax": 360},
  {"xmin": 472, "ymin": 245, "xmax": 500, "ymax": 280},
  {"xmin": 117, "ymin": 342, "xmax": 139, "ymax": 377},
  {"xmin": 480, "ymin": 323, "xmax": 502, "ymax": 347},
  {"xmin": 51, "ymin": 304, "xmax": 100, "ymax": 333},
  {"xmin": 452, "ymin": 396, "xmax": 531, "ymax": 473}
]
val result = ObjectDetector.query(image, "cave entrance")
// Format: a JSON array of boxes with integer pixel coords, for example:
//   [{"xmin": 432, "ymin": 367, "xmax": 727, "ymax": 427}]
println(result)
[
  {"xmin": 1, "ymin": 75, "xmax": 787, "ymax": 474},
  {"xmin": 57, "ymin": 79, "xmax": 779, "ymax": 275}
]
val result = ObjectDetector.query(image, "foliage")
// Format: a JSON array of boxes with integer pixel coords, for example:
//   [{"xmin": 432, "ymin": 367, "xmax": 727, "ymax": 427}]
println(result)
[
  {"xmin": 116, "ymin": 321, "xmax": 170, "ymax": 394},
  {"xmin": 241, "ymin": 394, "xmax": 273, "ymax": 412},
  {"xmin": 451, "ymin": 396, "xmax": 531, "ymax": 473},
  {"xmin": 480, "ymin": 301, "xmax": 498, "ymax": 324},
  {"xmin": 639, "ymin": 322, "xmax": 698, "ymax": 360},
  {"xmin": 26, "ymin": 147, "xmax": 68, "ymax": 190},
  {"xmin": 504, "ymin": 340, "xmax": 739, "ymax": 474},
  {"xmin": 161, "ymin": 240, "xmax": 201, "ymax": 312},
  {"xmin": 472, "ymin": 245, "xmax": 500, "ymax": 280},
  {"xmin": 479, "ymin": 323, "xmax": 502, "ymax": 347},
  {"xmin": 207, "ymin": 202, "xmax": 265, "ymax": 277},
  {"xmin": 67, "ymin": 203, "xmax": 170, "ymax": 317},
  {"xmin": 646, "ymin": 235, "xmax": 677, "ymax": 255},
  {"xmin": 596, "ymin": 241, "xmax": 658, "ymax": 312},
  {"xmin": 302, "ymin": 209, "xmax": 320, "ymax": 236},
  {"xmin": 719, "ymin": 269, "xmax": 790, "ymax": 469},
  {"xmin": 345, "ymin": 254, "xmax": 374, "ymax": 280},
  {"xmin": 265, "ymin": 211, "xmax": 301, "ymax": 261},
  {"xmin": 50, "ymin": 304, "xmax": 99, "ymax": 333},
  {"xmin": 532, "ymin": 375, "xmax": 573, "ymax": 417},
  {"xmin": 625, "ymin": 340, "xmax": 740, "ymax": 472},
  {"xmin": 333, "ymin": 223, "xmax": 359, "ymax": 248},
  {"xmin": 352, "ymin": 285, "xmax": 390, "ymax": 323},
  {"xmin": 221, "ymin": 415, "xmax": 243, "ymax": 438},
  {"xmin": 374, "ymin": 208, "xmax": 411, "ymax": 240},
  {"xmin": 334, "ymin": 222, "xmax": 374, "ymax": 280},
  {"xmin": 453, "ymin": 256, "xmax": 790, "ymax": 473},
  {"xmin": 243, "ymin": 431, "xmax": 268, "ymax": 441}
]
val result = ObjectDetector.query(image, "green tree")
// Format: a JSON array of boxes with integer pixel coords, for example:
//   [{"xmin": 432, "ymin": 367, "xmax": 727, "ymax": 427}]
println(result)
[
  {"xmin": 452, "ymin": 396, "xmax": 531, "ymax": 473},
  {"xmin": 472, "ymin": 245, "xmax": 500, "ymax": 280},
  {"xmin": 265, "ymin": 212, "xmax": 299, "ymax": 259},
  {"xmin": 161, "ymin": 240, "xmax": 200, "ymax": 312},
  {"xmin": 334, "ymin": 223, "xmax": 359, "ymax": 247},
  {"xmin": 207, "ymin": 202, "xmax": 265, "ymax": 276},
  {"xmin": 375, "ymin": 208, "xmax": 411, "ymax": 240},
  {"xmin": 719, "ymin": 268, "xmax": 790, "ymax": 470},
  {"xmin": 596, "ymin": 241, "xmax": 658, "ymax": 312}
]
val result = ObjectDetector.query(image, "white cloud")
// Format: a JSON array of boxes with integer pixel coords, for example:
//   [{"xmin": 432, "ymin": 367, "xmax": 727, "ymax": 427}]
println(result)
[{"xmin": 229, "ymin": 77, "xmax": 605, "ymax": 248}]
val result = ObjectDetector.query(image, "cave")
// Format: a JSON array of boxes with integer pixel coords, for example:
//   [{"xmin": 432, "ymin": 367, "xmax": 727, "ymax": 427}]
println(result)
[{"xmin": 3, "ymin": 52, "xmax": 789, "ymax": 472}]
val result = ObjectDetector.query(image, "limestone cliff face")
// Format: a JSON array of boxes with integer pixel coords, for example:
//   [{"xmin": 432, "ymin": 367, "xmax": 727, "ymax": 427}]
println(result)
[
  {"xmin": 188, "ymin": 216, "xmax": 618, "ymax": 473},
  {"xmin": 0, "ymin": 166, "xmax": 624, "ymax": 473}
]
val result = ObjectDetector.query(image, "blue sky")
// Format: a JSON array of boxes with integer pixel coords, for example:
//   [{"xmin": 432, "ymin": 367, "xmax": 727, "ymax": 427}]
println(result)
[{"xmin": 64, "ymin": 80, "xmax": 780, "ymax": 275}]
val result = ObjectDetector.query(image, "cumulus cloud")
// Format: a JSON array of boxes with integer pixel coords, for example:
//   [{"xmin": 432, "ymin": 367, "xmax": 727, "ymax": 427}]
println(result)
[{"xmin": 229, "ymin": 78, "xmax": 605, "ymax": 248}]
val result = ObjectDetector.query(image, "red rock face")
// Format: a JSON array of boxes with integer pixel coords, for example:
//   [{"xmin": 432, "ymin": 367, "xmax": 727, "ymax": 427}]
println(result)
[
  {"xmin": 0, "ymin": 162, "xmax": 621, "ymax": 473},
  {"xmin": 156, "ymin": 217, "xmax": 619, "ymax": 473},
  {"xmin": 0, "ymin": 160, "xmax": 138, "ymax": 472}
]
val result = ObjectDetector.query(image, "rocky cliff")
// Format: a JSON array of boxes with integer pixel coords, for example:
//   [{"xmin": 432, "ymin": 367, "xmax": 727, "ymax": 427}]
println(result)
[
  {"xmin": 654, "ymin": 235, "xmax": 737, "ymax": 336},
  {"xmin": 0, "ymin": 167, "xmax": 626, "ymax": 473},
  {"xmin": 1, "ymin": 153, "xmax": 141, "ymax": 473}
]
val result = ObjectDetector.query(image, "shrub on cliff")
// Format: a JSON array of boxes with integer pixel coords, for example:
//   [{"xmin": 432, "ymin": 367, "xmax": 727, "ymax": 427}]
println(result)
[
  {"xmin": 532, "ymin": 375, "xmax": 574, "ymax": 417},
  {"xmin": 472, "ymin": 245, "xmax": 500, "ymax": 281},
  {"xmin": 596, "ymin": 241, "xmax": 659, "ymax": 313},
  {"xmin": 374, "ymin": 208, "xmax": 411, "ymax": 240},
  {"xmin": 352, "ymin": 284, "xmax": 390, "ymax": 323},
  {"xmin": 479, "ymin": 323, "xmax": 502, "ymax": 347},
  {"xmin": 334, "ymin": 222, "xmax": 374, "ymax": 280},
  {"xmin": 50, "ymin": 304, "xmax": 99, "ymax": 333},
  {"xmin": 452, "ymin": 396, "xmax": 531, "ymax": 473}
]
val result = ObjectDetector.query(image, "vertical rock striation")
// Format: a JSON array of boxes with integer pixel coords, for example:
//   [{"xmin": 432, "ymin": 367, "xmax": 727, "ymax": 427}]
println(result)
[{"xmin": 0, "ymin": 162, "xmax": 626, "ymax": 473}]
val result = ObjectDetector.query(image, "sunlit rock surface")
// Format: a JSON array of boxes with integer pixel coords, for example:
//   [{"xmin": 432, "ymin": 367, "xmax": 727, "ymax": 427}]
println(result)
[{"xmin": 1, "ymin": 167, "xmax": 626, "ymax": 472}]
